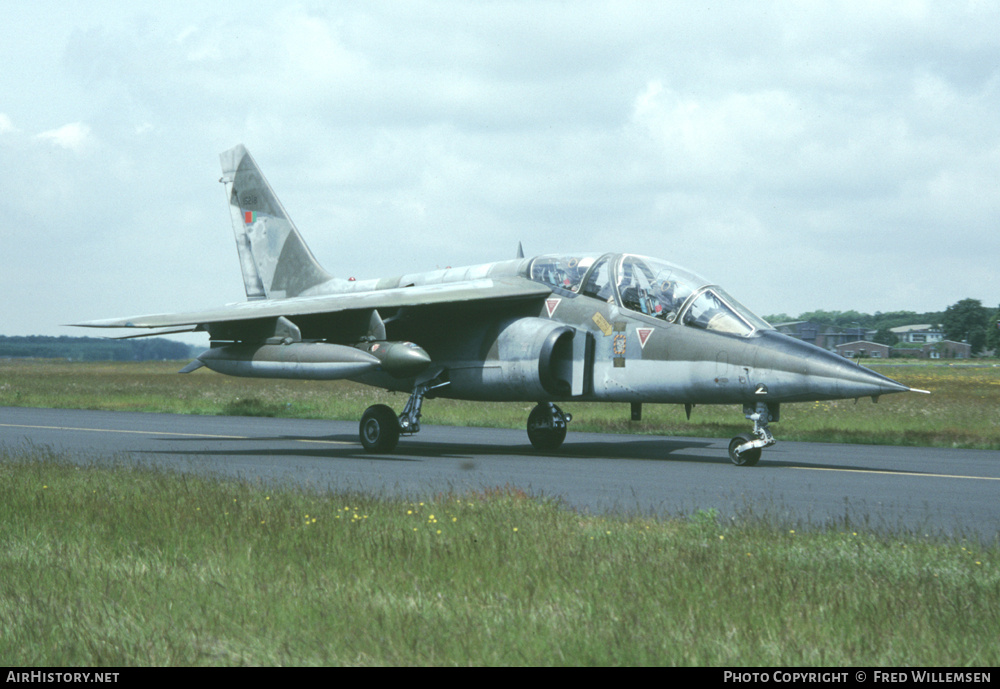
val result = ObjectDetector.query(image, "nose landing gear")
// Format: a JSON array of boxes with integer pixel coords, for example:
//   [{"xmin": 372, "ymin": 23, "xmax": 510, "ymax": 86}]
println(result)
[{"xmin": 729, "ymin": 402, "xmax": 776, "ymax": 466}]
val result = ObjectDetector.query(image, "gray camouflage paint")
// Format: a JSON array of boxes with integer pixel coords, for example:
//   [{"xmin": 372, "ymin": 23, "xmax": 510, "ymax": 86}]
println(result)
[{"xmin": 77, "ymin": 145, "xmax": 915, "ymax": 431}]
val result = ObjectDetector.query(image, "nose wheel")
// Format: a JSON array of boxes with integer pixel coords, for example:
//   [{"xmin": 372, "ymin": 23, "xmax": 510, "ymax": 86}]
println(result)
[
  {"xmin": 729, "ymin": 402, "xmax": 775, "ymax": 466},
  {"xmin": 728, "ymin": 433, "xmax": 762, "ymax": 466}
]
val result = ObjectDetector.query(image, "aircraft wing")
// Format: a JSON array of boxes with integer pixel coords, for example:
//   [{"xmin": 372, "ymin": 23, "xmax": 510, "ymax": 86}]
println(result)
[{"xmin": 73, "ymin": 277, "xmax": 552, "ymax": 331}]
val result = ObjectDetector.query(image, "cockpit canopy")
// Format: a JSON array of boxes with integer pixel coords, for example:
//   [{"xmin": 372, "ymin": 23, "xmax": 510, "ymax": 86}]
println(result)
[{"xmin": 528, "ymin": 253, "xmax": 772, "ymax": 337}]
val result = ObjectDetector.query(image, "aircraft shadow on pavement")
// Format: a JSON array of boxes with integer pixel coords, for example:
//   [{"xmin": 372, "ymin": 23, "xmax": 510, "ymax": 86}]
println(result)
[
  {"xmin": 142, "ymin": 432, "xmax": 735, "ymax": 465},
  {"xmin": 142, "ymin": 431, "xmax": 947, "ymax": 475}
]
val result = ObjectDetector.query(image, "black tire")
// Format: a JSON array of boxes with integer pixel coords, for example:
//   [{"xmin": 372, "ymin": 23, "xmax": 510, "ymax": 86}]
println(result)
[
  {"xmin": 728, "ymin": 433, "xmax": 761, "ymax": 466},
  {"xmin": 360, "ymin": 404, "xmax": 400, "ymax": 453},
  {"xmin": 526, "ymin": 403, "xmax": 567, "ymax": 451}
]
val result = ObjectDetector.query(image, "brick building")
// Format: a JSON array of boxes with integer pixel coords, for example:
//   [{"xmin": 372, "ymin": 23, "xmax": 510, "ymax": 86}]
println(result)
[{"xmin": 834, "ymin": 341, "xmax": 892, "ymax": 359}]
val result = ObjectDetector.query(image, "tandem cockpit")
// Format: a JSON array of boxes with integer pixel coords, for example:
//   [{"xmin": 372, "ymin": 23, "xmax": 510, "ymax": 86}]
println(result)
[{"xmin": 528, "ymin": 253, "xmax": 773, "ymax": 337}]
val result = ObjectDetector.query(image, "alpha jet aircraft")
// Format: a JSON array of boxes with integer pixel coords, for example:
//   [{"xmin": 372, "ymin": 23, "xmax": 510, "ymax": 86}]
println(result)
[{"xmin": 76, "ymin": 145, "xmax": 925, "ymax": 465}]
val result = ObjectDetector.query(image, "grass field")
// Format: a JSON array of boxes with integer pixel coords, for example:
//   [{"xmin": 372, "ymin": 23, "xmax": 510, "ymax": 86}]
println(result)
[
  {"xmin": 1, "ymin": 446, "xmax": 997, "ymax": 666},
  {"xmin": 2, "ymin": 359, "xmax": 999, "ymax": 449}
]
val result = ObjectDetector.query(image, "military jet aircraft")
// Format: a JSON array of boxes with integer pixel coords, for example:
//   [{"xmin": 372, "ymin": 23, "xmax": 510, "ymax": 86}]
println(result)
[{"xmin": 76, "ymin": 145, "xmax": 926, "ymax": 465}]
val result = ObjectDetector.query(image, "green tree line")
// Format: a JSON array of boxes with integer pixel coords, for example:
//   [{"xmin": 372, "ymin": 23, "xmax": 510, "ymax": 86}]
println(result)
[
  {"xmin": 0, "ymin": 336, "xmax": 197, "ymax": 361},
  {"xmin": 764, "ymin": 298, "xmax": 1000, "ymax": 355}
]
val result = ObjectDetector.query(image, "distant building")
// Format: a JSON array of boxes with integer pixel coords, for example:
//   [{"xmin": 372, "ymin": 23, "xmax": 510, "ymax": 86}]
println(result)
[
  {"xmin": 921, "ymin": 340, "xmax": 971, "ymax": 359},
  {"xmin": 774, "ymin": 321, "xmax": 822, "ymax": 346},
  {"xmin": 835, "ymin": 341, "xmax": 892, "ymax": 359},
  {"xmin": 779, "ymin": 321, "xmax": 969, "ymax": 358},
  {"xmin": 890, "ymin": 324, "xmax": 943, "ymax": 344},
  {"xmin": 776, "ymin": 322, "xmax": 873, "ymax": 352}
]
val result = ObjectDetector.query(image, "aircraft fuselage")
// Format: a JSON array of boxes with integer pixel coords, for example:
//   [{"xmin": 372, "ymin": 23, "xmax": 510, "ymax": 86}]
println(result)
[{"xmin": 339, "ymin": 253, "xmax": 908, "ymax": 407}]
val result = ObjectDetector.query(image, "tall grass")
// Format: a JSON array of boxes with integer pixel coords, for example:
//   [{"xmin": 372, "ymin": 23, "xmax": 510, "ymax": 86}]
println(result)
[
  {"xmin": 2, "ymin": 359, "xmax": 999, "ymax": 449},
  {"xmin": 1, "ymin": 446, "xmax": 997, "ymax": 666}
]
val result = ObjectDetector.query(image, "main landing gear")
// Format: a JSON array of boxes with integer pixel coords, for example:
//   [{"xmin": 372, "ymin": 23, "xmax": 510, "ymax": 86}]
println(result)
[
  {"xmin": 728, "ymin": 401, "xmax": 776, "ymax": 467},
  {"xmin": 360, "ymin": 387, "xmax": 573, "ymax": 453},
  {"xmin": 359, "ymin": 376, "xmax": 448, "ymax": 453},
  {"xmin": 526, "ymin": 402, "xmax": 571, "ymax": 451}
]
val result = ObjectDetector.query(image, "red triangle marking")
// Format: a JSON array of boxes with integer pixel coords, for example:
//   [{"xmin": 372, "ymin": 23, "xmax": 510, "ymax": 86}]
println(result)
[
  {"xmin": 545, "ymin": 298, "xmax": 561, "ymax": 318},
  {"xmin": 636, "ymin": 327, "xmax": 654, "ymax": 348}
]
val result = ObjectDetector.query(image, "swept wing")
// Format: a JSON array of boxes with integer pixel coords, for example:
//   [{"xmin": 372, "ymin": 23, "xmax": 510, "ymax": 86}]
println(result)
[{"xmin": 74, "ymin": 277, "xmax": 551, "ymax": 331}]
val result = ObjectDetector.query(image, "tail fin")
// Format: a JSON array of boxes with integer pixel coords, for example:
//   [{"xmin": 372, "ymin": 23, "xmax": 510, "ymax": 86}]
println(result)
[{"xmin": 219, "ymin": 145, "xmax": 332, "ymax": 299}]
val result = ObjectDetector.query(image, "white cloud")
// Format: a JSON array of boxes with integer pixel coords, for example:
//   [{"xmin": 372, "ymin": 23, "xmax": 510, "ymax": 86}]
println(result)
[
  {"xmin": 631, "ymin": 80, "xmax": 806, "ymax": 181},
  {"xmin": 0, "ymin": 113, "xmax": 17, "ymax": 134},
  {"xmin": 36, "ymin": 122, "xmax": 93, "ymax": 152}
]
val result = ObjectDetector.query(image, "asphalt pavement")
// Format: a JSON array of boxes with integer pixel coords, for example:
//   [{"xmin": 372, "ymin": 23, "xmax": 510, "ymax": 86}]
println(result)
[{"xmin": 2, "ymin": 406, "xmax": 998, "ymax": 541}]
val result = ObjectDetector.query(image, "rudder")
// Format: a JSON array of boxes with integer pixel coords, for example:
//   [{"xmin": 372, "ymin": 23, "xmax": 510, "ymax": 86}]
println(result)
[{"xmin": 219, "ymin": 145, "xmax": 332, "ymax": 299}]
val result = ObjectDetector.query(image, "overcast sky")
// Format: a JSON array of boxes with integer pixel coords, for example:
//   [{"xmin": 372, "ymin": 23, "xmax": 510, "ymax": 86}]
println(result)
[{"xmin": 3, "ymin": 1, "xmax": 998, "ymax": 343}]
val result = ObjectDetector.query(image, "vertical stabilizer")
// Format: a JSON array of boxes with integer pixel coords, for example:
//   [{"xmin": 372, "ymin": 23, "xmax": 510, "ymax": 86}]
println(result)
[{"xmin": 219, "ymin": 145, "xmax": 332, "ymax": 299}]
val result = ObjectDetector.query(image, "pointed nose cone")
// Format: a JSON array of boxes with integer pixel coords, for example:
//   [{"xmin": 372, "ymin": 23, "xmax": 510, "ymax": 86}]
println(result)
[
  {"xmin": 754, "ymin": 331, "xmax": 913, "ymax": 402},
  {"xmin": 824, "ymin": 355, "xmax": 911, "ymax": 398}
]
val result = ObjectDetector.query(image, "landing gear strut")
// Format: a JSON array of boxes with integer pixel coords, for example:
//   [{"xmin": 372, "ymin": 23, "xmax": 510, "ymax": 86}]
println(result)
[
  {"xmin": 728, "ymin": 401, "xmax": 776, "ymax": 467},
  {"xmin": 359, "ymin": 375, "xmax": 448, "ymax": 453},
  {"xmin": 526, "ymin": 402, "xmax": 571, "ymax": 451}
]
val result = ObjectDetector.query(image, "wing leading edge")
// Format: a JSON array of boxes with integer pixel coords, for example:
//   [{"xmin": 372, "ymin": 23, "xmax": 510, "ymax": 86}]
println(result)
[{"xmin": 73, "ymin": 277, "xmax": 552, "ymax": 331}]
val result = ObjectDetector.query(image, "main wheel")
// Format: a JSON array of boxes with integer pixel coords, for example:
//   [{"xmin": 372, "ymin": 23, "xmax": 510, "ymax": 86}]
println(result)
[
  {"xmin": 360, "ymin": 404, "xmax": 400, "ymax": 453},
  {"xmin": 728, "ymin": 433, "xmax": 761, "ymax": 466},
  {"xmin": 526, "ymin": 403, "xmax": 567, "ymax": 451}
]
